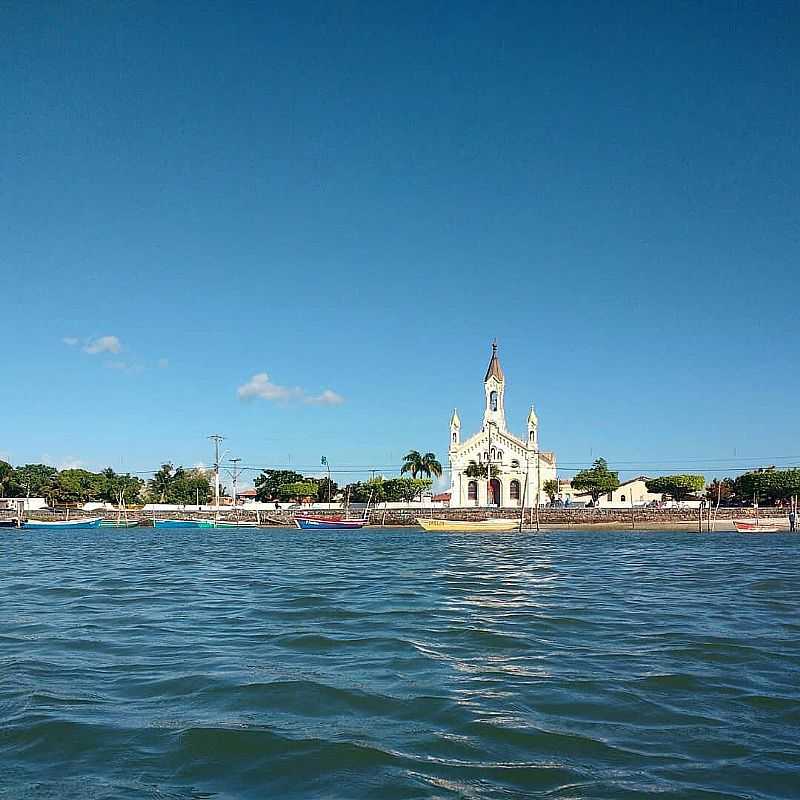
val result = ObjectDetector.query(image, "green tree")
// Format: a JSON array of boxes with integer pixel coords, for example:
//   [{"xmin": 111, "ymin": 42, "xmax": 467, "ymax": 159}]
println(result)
[
  {"xmin": 645, "ymin": 474, "xmax": 705, "ymax": 502},
  {"xmin": 734, "ymin": 468, "xmax": 800, "ymax": 505},
  {"xmin": 315, "ymin": 477, "xmax": 338, "ymax": 503},
  {"xmin": 383, "ymin": 477, "xmax": 433, "ymax": 502},
  {"xmin": 149, "ymin": 463, "xmax": 175, "ymax": 503},
  {"xmin": 168, "ymin": 467, "xmax": 213, "ymax": 504},
  {"xmin": 543, "ymin": 479, "xmax": 559, "ymax": 502},
  {"xmin": 254, "ymin": 469, "xmax": 304, "ymax": 501},
  {"xmin": 9, "ymin": 464, "xmax": 58, "ymax": 500},
  {"xmin": 401, "ymin": 451, "xmax": 443, "ymax": 479},
  {"xmin": 0, "ymin": 460, "xmax": 12, "ymax": 496},
  {"xmin": 277, "ymin": 481, "xmax": 318, "ymax": 501},
  {"xmin": 99, "ymin": 468, "xmax": 144, "ymax": 505},
  {"xmin": 571, "ymin": 458, "xmax": 620, "ymax": 504},
  {"xmin": 53, "ymin": 469, "xmax": 104, "ymax": 504}
]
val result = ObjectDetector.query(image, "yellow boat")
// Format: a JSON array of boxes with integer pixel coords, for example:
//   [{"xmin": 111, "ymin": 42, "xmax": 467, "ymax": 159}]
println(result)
[{"xmin": 416, "ymin": 517, "xmax": 519, "ymax": 533}]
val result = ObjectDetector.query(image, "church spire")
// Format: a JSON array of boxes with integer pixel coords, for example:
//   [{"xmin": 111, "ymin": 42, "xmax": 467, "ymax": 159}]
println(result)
[
  {"xmin": 482, "ymin": 341, "xmax": 507, "ymax": 432},
  {"xmin": 484, "ymin": 339, "xmax": 505, "ymax": 383}
]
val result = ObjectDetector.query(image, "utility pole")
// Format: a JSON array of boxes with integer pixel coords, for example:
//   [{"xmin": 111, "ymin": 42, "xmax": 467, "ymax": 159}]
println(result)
[
  {"xmin": 208, "ymin": 434, "xmax": 225, "ymax": 509},
  {"xmin": 321, "ymin": 456, "xmax": 331, "ymax": 507},
  {"xmin": 228, "ymin": 457, "xmax": 242, "ymax": 509}
]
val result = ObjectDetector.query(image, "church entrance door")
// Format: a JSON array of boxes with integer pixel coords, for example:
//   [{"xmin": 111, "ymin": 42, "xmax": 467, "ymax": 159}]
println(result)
[{"xmin": 489, "ymin": 478, "xmax": 501, "ymax": 506}]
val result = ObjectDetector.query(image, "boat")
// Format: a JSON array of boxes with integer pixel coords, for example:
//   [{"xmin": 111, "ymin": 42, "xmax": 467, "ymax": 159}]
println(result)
[
  {"xmin": 294, "ymin": 515, "xmax": 368, "ymax": 530},
  {"xmin": 153, "ymin": 519, "xmax": 215, "ymax": 528},
  {"xmin": 25, "ymin": 517, "xmax": 103, "ymax": 528},
  {"xmin": 0, "ymin": 519, "xmax": 24, "ymax": 528},
  {"xmin": 417, "ymin": 517, "xmax": 519, "ymax": 533},
  {"xmin": 99, "ymin": 520, "xmax": 141, "ymax": 528},
  {"xmin": 733, "ymin": 519, "xmax": 782, "ymax": 533},
  {"xmin": 212, "ymin": 520, "xmax": 257, "ymax": 528}
]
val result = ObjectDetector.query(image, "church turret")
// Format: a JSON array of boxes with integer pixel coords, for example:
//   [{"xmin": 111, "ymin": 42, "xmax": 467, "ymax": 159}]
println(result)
[
  {"xmin": 527, "ymin": 404, "xmax": 539, "ymax": 449},
  {"xmin": 483, "ymin": 341, "xmax": 507, "ymax": 432},
  {"xmin": 450, "ymin": 408, "xmax": 461, "ymax": 448}
]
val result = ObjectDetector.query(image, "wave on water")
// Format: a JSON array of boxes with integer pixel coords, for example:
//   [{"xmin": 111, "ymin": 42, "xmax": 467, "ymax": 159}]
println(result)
[{"xmin": 1, "ymin": 528, "xmax": 799, "ymax": 799}]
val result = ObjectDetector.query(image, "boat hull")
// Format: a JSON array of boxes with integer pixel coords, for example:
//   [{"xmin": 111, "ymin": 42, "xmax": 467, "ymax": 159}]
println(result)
[
  {"xmin": 26, "ymin": 517, "xmax": 102, "ymax": 528},
  {"xmin": 295, "ymin": 516, "xmax": 367, "ymax": 530},
  {"xmin": 99, "ymin": 521, "xmax": 141, "ymax": 528},
  {"xmin": 417, "ymin": 517, "xmax": 520, "ymax": 533},
  {"xmin": 0, "ymin": 519, "xmax": 24, "ymax": 528},
  {"xmin": 733, "ymin": 520, "xmax": 781, "ymax": 533},
  {"xmin": 153, "ymin": 519, "xmax": 215, "ymax": 529}
]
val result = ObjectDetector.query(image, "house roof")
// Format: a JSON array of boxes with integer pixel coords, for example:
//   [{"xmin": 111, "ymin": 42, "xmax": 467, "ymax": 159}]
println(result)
[
  {"xmin": 433, "ymin": 492, "xmax": 451, "ymax": 501},
  {"xmin": 484, "ymin": 341, "xmax": 505, "ymax": 383}
]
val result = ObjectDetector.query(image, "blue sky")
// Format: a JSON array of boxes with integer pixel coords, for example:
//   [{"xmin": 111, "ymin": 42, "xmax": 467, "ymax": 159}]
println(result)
[{"xmin": 2, "ymin": 2, "xmax": 798, "ymax": 487}]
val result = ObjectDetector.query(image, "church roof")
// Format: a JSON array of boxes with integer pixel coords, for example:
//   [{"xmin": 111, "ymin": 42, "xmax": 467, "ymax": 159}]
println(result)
[{"xmin": 484, "ymin": 342, "xmax": 504, "ymax": 383}]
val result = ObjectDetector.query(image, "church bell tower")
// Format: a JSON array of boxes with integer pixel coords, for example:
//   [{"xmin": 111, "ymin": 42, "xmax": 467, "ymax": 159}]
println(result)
[{"xmin": 482, "ymin": 341, "xmax": 507, "ymax": 432}]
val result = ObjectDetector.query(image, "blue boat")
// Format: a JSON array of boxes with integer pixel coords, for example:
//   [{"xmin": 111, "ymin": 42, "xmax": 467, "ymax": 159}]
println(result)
[{"xmin": 153, "ymin": 519, "xmax": 214, "ymax": 529}]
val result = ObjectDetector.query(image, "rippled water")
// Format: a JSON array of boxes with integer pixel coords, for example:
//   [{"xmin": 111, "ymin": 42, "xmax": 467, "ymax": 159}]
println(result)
[{"xmin": 1, "ymin": 528, "xmax": 799, "ymax": 799}]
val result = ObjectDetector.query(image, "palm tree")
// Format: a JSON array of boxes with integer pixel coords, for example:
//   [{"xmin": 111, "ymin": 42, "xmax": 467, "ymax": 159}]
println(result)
[{"xmin": 402, "ymin": 451, "xmax": 443, "ymax": 479}]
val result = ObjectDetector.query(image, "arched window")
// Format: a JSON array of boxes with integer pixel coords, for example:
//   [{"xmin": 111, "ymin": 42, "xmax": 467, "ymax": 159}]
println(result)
[
  {"xmin": 497, "ymin": 450, "xmax": 503, "ymax": 461},
  {"xmin": 468, "ymin": 481, "xmax": 478, "ymax": 502},
  {"xmin": 510, "ymin": 480, "xmax": 520, "ymax": 501},
  {"xmin": 483, "ymin": 452, "xmax": 489, "ymax": 461},
  {"xmin": 490, "ymin": 391, "xmax": 498, "ymax": 411},
  {"xmin": 511, "ymin": 459, "xmax": 520, "ymax": 469},
  {"xmin": 620, "ymin": 494, "xmax": 626, "ymax": 502},
  {"xmin": 491, "ymin": 447, "xmax": 496, "ymax": 460},
  {"xmin": 452, "ymin": 432, "xmax": 457, "ymax": 443},
  {"xmin": 529, "ymin": 430, "xmax": 535, "ymax": 442}
]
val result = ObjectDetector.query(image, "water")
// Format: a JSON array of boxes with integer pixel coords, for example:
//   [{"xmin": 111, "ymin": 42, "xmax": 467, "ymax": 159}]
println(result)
[{"xmin": 1, "ymin": 528, "xmax": 798, "ymax": 799}]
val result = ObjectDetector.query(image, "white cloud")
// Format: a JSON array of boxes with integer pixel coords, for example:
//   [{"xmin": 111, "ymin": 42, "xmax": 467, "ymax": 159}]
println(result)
[
  {"xmin": 84, "ymin": 335, "xmax": 122, "ymax": 355},
  {"xmin": 237, "ymin": 372, "xmax": 344, "ymax": 406},
  {"xmin": 62, "ymin": 337, "xmax": 79, "ymax": 346},
  {"xmin": 306, "ymin": 389, "xmax": 344, "ymax": 406}
]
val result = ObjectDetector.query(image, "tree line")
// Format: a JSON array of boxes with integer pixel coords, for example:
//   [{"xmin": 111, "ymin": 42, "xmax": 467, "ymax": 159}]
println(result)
[
  {"xmin": 253, "ymin": 470, "xmax": 433, "ymax": 504},
  {"xmin": 0, "ymin": 460, "xmax": 215, "ymax": 506},
  {"xmin": 557, "ymin": 458, "xmax": 800, "ymax": 506}
]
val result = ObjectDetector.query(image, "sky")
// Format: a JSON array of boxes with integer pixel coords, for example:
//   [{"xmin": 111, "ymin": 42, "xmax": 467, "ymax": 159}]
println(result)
[{"xmin": 2, "ymin": 1, "xmax": 798, "ymax": 488}]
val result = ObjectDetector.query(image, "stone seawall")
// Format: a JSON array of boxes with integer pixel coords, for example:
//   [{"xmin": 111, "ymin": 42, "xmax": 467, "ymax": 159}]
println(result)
[{"xmin": 3, "ymin": 506, "xmax": 792, "ymax": 529}]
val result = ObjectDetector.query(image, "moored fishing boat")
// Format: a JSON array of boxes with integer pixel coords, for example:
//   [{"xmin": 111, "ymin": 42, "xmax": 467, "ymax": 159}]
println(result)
[
  {"xmin": 733, "ymin": 519, "xmax": 781, "ymax": 533},
  {"xmin": 153, "ymin": 519, "xmax": 215, "ymax": 529},
  {"xmin": 99, "ymin": 520, "xmax": 141, "ymax": 528},
  {"xmin": 417, "ymin": 517, "xmax": 519, "ymax": 533},
  {"xmin": 26, "ymin": 517, "xmax": 102, "ymax": 529},
  {"xmin": 0, "ymin": 519, "xmax": 24, "ymax": 528},
  {"xmin": 294, "ymin": 515, "xmax": 367, "ymax": 530}
]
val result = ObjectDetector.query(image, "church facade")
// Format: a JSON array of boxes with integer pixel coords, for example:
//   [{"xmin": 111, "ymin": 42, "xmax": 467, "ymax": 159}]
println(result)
[{"xmin": 448, "ymin": 344, "xmax": 557, "ymax": 508}]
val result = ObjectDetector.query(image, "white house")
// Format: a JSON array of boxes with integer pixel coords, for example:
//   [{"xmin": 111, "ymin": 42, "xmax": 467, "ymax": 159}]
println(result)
[
  {"xmin": 559, "ymin": 477, "xmax": 663, "ymax": 508},
  {"xmin": 448, "ymin": 343, "xmax": 557, "ymax": 507}
]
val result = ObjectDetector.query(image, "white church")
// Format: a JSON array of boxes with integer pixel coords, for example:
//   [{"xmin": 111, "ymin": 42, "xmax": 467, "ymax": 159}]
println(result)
[{"xmin": 448, "ymin": 343, "xmax": 557, "ymax": 508}]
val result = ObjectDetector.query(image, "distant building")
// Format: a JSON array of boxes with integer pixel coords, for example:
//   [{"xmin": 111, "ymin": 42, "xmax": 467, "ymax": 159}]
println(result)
[
  {"xmin": 448, "ymin": 343, "xmax": 557, "ymax": 507},
  {"xmin": 559, "ymin": 477, "xmax": 663, "ymax": 508}
]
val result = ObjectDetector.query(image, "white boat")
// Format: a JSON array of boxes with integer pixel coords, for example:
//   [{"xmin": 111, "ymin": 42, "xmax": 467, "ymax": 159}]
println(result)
[
  {"xmin": 733, "ymin": 519, "xmax": 781, "ymax": 533},
  {"xmin": 417, "ymin": 517, "xmax": 519, "ymax": 533},
  {"xmin": 26, "ymin": 517, "xmax": 103, "ymax": 529}
]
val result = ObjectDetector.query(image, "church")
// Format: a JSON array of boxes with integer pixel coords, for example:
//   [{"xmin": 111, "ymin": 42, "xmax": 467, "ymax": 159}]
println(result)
[{"xmin": 447, "ymin": 343, "xmax": 557, "ymax": 508}]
